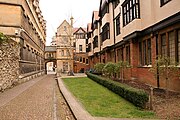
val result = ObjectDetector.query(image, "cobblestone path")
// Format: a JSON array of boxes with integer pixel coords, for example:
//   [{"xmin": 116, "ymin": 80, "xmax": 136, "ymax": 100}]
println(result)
[{"xmin": 0, "ymin": 75, "xmax": 58, "ymax": 120}]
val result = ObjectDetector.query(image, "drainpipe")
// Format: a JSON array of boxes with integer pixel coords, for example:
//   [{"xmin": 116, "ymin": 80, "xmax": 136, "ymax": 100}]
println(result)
[
  {"xmin": 100, "ymin": 44, "xmax": 101, "ymax": 63},
  {"xmin": 99, "ymin": 26, "xmax": 101, "ymax": 63},
  {"xmin": 156, "ymin": 34, "xmax": 160, "ymax": 88},
  {"xmin": 112, "ymin": 2, "xmax": 116, "ymax": 63}
]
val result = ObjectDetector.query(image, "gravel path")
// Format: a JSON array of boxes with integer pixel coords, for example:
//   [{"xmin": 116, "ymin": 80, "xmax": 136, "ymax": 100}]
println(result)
[
  {"xmin": 55, "ymin": 81, "xmax": 75, "ymax": 120},
  {"xmin": 0, "ymin": 75, "xmax": 55, "ymax": 120}
]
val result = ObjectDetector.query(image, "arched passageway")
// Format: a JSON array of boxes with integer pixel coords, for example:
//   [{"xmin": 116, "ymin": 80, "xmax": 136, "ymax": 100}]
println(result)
[{"xmin": 45, "ymin": 60, "xmax": 57, "ymax": 74}]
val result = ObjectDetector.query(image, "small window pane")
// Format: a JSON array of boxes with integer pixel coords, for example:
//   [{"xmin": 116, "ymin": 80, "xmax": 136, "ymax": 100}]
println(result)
[
  {"xmin": 161, "ymin": 34, "xmax": 167, "ymax": 57},
  {"xmin": 79, "ymin": 45, "xmax": 82, "ymax": 52},
  {"xmin": 143, "ymin": 41, "xmax": 147, "ymax": 65},
  {"xmin": 139, "ymin": 42, "xmax": 142, "ymax": 65},
  {"xmin": 168, "ymin": 31, "xmax": 175, "ymax": 63},
  {"xmin": 178, "ymin": 30, "xmax": 180, "ymax": 63},
  {"xmin": 147, "ymin": 39, "xmax": 152, "ymax": 65}
]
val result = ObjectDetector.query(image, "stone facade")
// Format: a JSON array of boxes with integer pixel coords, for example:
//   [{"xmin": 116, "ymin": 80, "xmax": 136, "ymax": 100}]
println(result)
[
  {"xmin": 0, "ymin": 0, "xmax": 46, "ymax": 82},
  {"xmin": 0, "ymin": 40, "xmax": 20, "ymax": 92},
  {"xmin": 45, "ymin": 22, "xmax": 90, "ymax": 73},
  {"xmin": 55, "ymin": 19, "xmax": 74, "ymax": 73},
  {"xmin": 45, "ymin": 46, "xmax": 57, "ymax": 73}
]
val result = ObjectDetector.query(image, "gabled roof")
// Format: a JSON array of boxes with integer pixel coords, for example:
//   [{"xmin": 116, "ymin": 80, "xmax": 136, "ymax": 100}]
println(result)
[
  {"xmin": 73, "ymin": 28, "xmax": 79, "ymax": 33},
  {"xmin": 73, "ymin": 27, "xmax": 86, "ymax": 34},
  {"xmin": 57, "ymin": 20, "xmax": 71, "ymax": 29}
]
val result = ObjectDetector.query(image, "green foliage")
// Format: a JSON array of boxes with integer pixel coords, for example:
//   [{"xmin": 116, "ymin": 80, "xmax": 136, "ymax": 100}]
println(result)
[
  {"xmin": 63, "ymin": 77, "xmax": 155, "ymax": 118},
  {"xmin": 87, "ymin": 73, "xmax": 149, "ymax": 108},
  {"xmin": 94, "ymin": 63, "xmax": 105, "ymax": 73},
  {"xmin": 94, "ymin": 61, "xmax": 130, "ymax": 79},
  {"xmin": 0, "ymin": 32, "xmax": 8, "ymax": 44},
  {"xmin": 115, "ymin": 61, "xmax": 131, "ymax": 80},
  {"xmin": 149, "ymin": 56, "xmax": 179, "ymax": 89},
  {"xmin": 150, "ymin": 56, "xmax": 178, "ymax": 77},
  {"xmin": 114, "ymin": 61, "xmax": 123, "ymax": 74},
  {"xmin": 103, "ymin": 62, "xmax": 116, "ymax": 78}
]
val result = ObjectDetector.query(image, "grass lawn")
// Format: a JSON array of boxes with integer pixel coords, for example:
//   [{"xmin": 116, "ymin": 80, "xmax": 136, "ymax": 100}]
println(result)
[{"xmin": 62, "ymin": 77, "xmax": 155, "ymax": 118}]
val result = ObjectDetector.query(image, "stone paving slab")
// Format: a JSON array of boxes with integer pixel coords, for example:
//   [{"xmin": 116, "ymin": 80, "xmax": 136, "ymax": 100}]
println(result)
[
  {"xmin": 0, "ymin": 75, "xmax": 55, "ymax": 120},
  {"xmin": 0, "ymin": 75, "xmax": 47, "ymax": 107}
]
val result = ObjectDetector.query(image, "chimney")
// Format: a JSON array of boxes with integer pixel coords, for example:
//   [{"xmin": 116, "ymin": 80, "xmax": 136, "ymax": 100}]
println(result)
[{"xmin": 70, "ymin": 16, "xmax": 74, "ymax": 27}]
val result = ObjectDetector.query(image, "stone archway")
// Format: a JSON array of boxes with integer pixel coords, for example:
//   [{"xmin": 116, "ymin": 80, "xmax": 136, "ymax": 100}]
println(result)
[{"xmin": 45, "ymin": 60, "xmax": 57, "ymax": 74}]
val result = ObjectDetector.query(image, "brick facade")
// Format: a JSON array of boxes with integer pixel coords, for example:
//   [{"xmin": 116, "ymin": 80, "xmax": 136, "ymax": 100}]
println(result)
[
  {"xmin": 74, "ymin": 53, "xmax": 89, "ymax": 73},
  {"xmin": 87, "ymin": 0, "xmax": 180, "ymax": 91}
]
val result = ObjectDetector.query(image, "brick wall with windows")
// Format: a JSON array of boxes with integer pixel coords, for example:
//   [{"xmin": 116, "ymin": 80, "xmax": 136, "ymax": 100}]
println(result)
[
  {"xmin": 137, "ymin": 23, "xmax": 180, "ymax": 91},
  {"xmin": 159, "ymin": 27, "xmax": 180, "ymax": 64},
  {"xmin": 87, "ymin": 0, "xmax": 180, "ymax": 91},
  {"xmin": 139, "ymin": 38, "xmax": 152, "ymax": 66},
  {"xmin": 73, "ymin": 53, "xmax": 89, "ymax": 73},
  {"xmin": 114, "ymin": 23, "xmax": 180, "ymax": 91},
  {"xmin": 116, "ymin": 47, "xmax": 124, "ymax": 61}
]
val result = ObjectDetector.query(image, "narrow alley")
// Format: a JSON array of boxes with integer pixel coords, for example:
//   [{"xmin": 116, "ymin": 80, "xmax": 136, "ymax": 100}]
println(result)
[{"xmin": 0, "ymin": 74, "xmax": 74, "ymax": 120}]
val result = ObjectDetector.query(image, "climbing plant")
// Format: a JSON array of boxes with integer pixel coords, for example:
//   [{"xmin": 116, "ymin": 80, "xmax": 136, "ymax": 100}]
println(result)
[
  {"xmin": 0, "ymin": 32, "xmax": 8, "ymax": 44},
  {"xmin": 115, "ymin": 61, "xmax": 130, "ymax": 81},
  {"xmin": 149, "ymin": 56, "xmax": 179, "ymax": 92}
]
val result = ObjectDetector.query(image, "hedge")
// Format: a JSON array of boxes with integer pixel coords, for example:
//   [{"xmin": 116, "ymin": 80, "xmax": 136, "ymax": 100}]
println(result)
[{"xmin": 86, "ymin": 72, "xmax": 149, "ymax": 108}]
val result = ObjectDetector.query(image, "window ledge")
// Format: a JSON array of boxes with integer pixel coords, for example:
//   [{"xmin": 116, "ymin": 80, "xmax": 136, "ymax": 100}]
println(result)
[
  {"xmin": 177, "ymin": 65, "xmax": 180, "ymax": 68},
  {"xmin": 138, "ymin": 65, "xmax": 152, "ymax": 68}
]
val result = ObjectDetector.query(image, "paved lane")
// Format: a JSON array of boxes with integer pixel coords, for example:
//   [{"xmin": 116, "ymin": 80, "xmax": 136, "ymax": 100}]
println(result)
[{"xmin": 0, "ymin": 75, "xmax": 55, "ymax": 120}]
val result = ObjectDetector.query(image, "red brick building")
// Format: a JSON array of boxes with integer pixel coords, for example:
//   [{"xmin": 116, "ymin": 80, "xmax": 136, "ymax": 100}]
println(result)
[
  {"xmin": 87, "ymin": 0, "xmax": 180, "ymax": 91},
  {"xmin": 73, "ymin": 27, "xmax": 90, "ymax": 73}
]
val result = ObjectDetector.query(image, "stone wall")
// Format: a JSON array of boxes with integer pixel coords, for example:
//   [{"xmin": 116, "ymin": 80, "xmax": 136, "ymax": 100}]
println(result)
[
  {"xmin": 0, "ymin": 0, "xmax": 46, "ymax": 77},
  {"xmin": 0, "ymin": 40, "xmax": 20, "ymax": 92}
]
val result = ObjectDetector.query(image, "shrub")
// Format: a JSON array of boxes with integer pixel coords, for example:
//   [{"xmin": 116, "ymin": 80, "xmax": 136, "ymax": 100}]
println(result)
[
  {"xmin": 94, "ymin": 63, "xmax": 105, "ymax": 74},
  {"xmin": 87, "ymin": 72, "xmax": 149, "ymax": 108},
  {"xmin": 103, "ymin": 62, "xmax": 116, "ymax": 78}
]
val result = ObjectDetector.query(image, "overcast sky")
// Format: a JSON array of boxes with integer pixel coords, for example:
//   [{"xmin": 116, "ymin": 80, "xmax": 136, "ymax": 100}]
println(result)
[{"xmin": 39, "ymin": 0, "xmax": 100, "ymax": 45}]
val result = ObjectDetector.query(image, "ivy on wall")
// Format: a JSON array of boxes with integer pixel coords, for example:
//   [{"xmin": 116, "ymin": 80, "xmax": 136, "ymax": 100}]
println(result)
[{"xmin": 0, "ymin": 32, "xmax": 9, "ymax": 44}]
